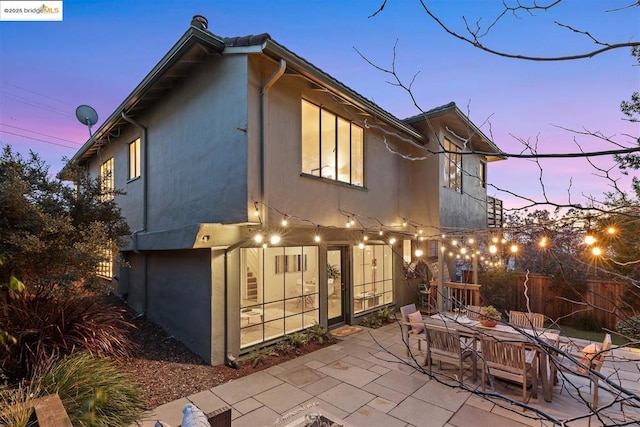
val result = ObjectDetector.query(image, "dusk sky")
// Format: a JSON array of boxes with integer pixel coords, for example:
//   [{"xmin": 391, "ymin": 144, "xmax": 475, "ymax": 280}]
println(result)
[{"xmin": 1, "ymin": 0, "xmax": 638, "ymax": 210}]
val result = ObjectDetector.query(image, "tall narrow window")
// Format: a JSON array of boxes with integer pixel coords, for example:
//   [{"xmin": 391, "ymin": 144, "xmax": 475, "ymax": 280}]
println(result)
[
  {"xmin": 444, "ymin": 139, "xmax": 462, "ymax": 193},
  {"xmin": 99, "ymin": 157, "xmax": 114, "ymax": 202},
  {"xmin": 479, "ymin": 161, "xmax": 486, "ymax": 188},
  {"xmin": 97, "ymin": 248, "xmax": 113, "ymax": 278},
  {"xmin": 129, "ymin": 138, "xmax": 141, "ymax": 180},
  {"xmin": 301, "ymin": 99, "xmax": 364, "ymax": 187}
]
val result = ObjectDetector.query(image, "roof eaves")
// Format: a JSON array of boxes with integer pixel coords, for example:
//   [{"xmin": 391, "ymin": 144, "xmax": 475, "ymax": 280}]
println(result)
[
  {"xmin": 69, "ymin": 27, "xmax": 225, "ymax": 165},
  {"xmin": 262, "ymin": 40, "xmax": 424, "ymax": 142},
  {"xmin": 404, "ymin": 102, "xmax": 505, "ymax": 160}
]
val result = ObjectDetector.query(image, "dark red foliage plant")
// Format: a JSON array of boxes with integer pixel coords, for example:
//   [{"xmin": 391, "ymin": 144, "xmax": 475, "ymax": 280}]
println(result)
[{"xmin": 0, "ymin": 293, "xmax": 135, "ymax": 381}]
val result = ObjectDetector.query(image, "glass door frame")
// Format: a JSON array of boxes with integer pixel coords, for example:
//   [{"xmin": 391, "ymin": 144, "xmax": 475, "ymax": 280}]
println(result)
[{"xmin": 327, "ymin": 246, "xmax": 350, "ymax": 326}]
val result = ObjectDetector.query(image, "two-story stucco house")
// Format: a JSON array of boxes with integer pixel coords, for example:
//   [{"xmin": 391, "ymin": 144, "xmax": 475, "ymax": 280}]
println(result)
[{"xmin": 70, "ymin": 15, "xmax": 505, "ymax": 366}]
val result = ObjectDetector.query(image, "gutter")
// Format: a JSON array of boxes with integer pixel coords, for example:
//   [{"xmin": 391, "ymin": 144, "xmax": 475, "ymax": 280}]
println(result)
[
  {"xmin": 121, "ymin": 111, "xmax": 149, "ymax": 316},
  {"xmin": 259, "ymin": 59, "xmax": 286, "ymax": 221}
]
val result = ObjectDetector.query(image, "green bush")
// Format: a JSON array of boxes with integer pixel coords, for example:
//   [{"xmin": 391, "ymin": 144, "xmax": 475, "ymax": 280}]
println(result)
[
  {"xmin": 35, "ymin": 353, "xmax": 145, "ymax": 427},
  {"xmin": 478, "ymin": 269, "xmax": 518, "ymax": 314},
  {"xmin": 247, "ymin": 346, "xmax": 277, "ymax": 367},
  {"xmin": 1, "ymin": 294, "xmax": 133, "ymax": 380},
  {"xmin": 571, "ymin": 314, "xmax": 603, "ymax": 332},
  {"xmin": 307, "ymin": 323, "xmax": 332, "ymax": 345},
  {"xmin": 616, "ymin": 315, "xmax": 640, "ymax": 343},
  {"xmin": 285, "ymin": 332, "xmax": 308, "ymax": 348}
]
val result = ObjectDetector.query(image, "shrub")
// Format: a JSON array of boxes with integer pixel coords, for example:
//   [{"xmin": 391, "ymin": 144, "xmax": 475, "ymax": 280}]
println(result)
[
  {"xmin": 246, "ymin": 346, "xmax": 277, "ymax": 368},
  {"xmin": 1, "ymin": 294, "xmax": 134, "ymax": 380},
  {"xmin": 0, "ymin": 381, "xmax": 38, "ymax": 427},
  {"xmin": 35, "ymin": 353, "xmax": 145, "ymax": 427},
  {"xmin": 616, "ymin": 315, "xmax": 640, "ymax": 343},
  {"xmin": 572, "ymin": 314, "xmax": 603, "ymax": 332},
  {"xmin": 285, "ymin": 332, "xmax": 308, "ymax": 349},
  {"xmin": 478, "ymin": 269, "xmax": 518, "ymax": 313},
  {"xmin": 360, "ymin": 314, "xmax": 382, "ymax": 329},
  {"xmin": 307, "ymin": 323, "xmax": 332, "ymax": 345}
]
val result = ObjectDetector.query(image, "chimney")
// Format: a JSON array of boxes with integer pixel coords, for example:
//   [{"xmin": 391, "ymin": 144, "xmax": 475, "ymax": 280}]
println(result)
[{"xmin": 191, "ymin": 15, "xmax": 208, "ymax": 30}]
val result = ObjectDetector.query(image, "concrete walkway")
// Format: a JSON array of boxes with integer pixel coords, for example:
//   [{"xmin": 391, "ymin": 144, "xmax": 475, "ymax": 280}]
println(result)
[{"xmin": 133, "ymin": 323, "xmax": 640, "ymax": 427}]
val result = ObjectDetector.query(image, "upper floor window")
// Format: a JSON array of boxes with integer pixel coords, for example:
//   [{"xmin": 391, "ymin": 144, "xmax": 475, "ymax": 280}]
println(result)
[
  {"xmin": 444, "ymin": 139, "xmax": 462, "ymax": 193},
  {"xmin": 99, "ymin": 157, "xmax": 114, "ymax": 202},
  {"xmin": 301, "ymin": 99, "xmax": 364, "ymax": 187},
  {"xmin": 479, "ymin": 161, "xmax": 486, "ymax": 188},
  {"xmin": 129, "ymin": 138, "xmax": 141, "ymax": 180}
]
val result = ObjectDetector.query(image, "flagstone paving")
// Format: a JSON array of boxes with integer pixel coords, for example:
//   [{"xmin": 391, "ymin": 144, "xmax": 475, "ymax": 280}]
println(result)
[{"xmin": 132, "ymin": 323, "xmax": 640, "ymax": 427}]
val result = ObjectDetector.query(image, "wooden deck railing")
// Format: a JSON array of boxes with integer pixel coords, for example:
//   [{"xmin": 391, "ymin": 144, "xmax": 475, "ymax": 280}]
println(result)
[{"xmin": 442, "ymin": 282, "xmax": 481, "ymax": 311}]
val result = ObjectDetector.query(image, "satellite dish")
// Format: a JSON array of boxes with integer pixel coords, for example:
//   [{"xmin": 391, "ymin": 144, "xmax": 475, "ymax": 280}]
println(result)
[{"xmin": 75, "ymin": 105, "xmax": 98, "ymax": 137}]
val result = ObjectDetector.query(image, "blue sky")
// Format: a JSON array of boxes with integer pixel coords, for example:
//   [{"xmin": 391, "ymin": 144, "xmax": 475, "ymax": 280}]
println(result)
[{"xmin": 0, "ymin": 0, "xmax": 638, "ymax": 209}]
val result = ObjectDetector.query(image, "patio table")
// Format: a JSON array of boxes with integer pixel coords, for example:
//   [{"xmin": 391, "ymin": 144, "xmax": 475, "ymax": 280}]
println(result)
[{"xmin": 426, "ymin": 312, "xmax": 560, "ymax": 402}]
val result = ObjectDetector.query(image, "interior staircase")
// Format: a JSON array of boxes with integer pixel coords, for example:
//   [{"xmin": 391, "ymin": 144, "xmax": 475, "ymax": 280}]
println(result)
[{"xmin": 246, "ymin": 269, "xmax": 258, "ymax": 302}]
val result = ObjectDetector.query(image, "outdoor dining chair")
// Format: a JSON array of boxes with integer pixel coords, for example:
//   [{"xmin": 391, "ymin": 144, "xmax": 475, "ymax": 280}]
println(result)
[
  {"xmin": 550, "ymin": 333, "xmax": 612, "ymax": 408},
  {"xmin": 424, "ymin": 323, "xmax": 477, "ymax": 385},
  {"xmin": 480, "ymin": 336, "xmax": 538, "ymax": 402},
  {"xmin": 509, "ymin": 310, "xmax": 545, "ymax": 329},
  {"xmin": 399, "ymin": 304, "xmax": 427, "ymax": 357}
]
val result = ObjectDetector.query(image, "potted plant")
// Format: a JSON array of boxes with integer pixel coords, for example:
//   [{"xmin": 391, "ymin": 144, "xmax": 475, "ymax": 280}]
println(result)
[
  {"xmin": 479, "ymin": 305, "xmax": 502, "ymax": 327},
  {"xmin": 327, "ymin": 264, "xmax": 340, "ymax": 284}
]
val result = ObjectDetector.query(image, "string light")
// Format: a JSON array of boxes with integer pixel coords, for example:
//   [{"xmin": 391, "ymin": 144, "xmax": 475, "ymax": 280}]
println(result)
[
  {"xmin": 389, "ymin": 237, "xmax": 397, "ymax": 245},
  {"xmin": 584, "ymin": 234, "xmax": 596, "ymax": 245},
  {"xmin": 281, "ymin": 215, "xmax": 288, "ymax": 227},
  {"xmin": 349, "ymin": 217, "xmax": 356, "ymax": 226},
  {"xmin": 379, "ymin": 229, "xmax": 384, "ymax": 236},
  {"xmin": 363, "ymin": 235, "xmax": 369, "ymax": 241},
  {"xmin": 607, "ymin": 226, "xmax": 616, "ymax": 235},
  {"xmin": 489, "ymin": 245, "xmax": 497, "ymax": 254},
  {"xmin": 402, "ymin": 219, "xmax": 408, "ymax": 227},
  {"xmin": 510, "ymin": 244, "xmax": 518, "ymax": 253},
  {"xmin": 270, "ymin": 235, "xmax": 281, "ymax": 245},
  {"xmin": 451, "ymin": 239, "xmax": 458, "ymax": 246},
  {"xmin": 415, "ymin": 249, "xmax": 424, "ymax": 257},
  {"xmin": 592, "ymin": 247, "xmax": 602, "ymax": 256},
  {"xmin": 314, "ymin": 234, "xmax": 321, "ymax": 242},
  {"xmin": 492, "ymin": 236, "xmax": 499, "ymax": 243},
  {"xmin": 467, "ymin": 238, "xmax": 475, "ymax": 245},
  {"xmin": 254, "ymin": 233, "xmax": 264, "ymax": 243},
  {"xmin": 253, "ymin": 202, "xmax": 260, "ymax": 217},
  {"xmin": 358, "ymin": 242, "xmax": 365, "ymax": 249},
  {"xmin": 460, "ymin": 247, "xmax": 467, "ymax": 255},
  {"xmin": 539, "ymin": 237, "xmax": 548, "ymax": 248}
]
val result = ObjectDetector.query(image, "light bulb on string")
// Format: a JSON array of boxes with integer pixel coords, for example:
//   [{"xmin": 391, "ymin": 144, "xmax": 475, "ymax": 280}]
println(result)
[
  {"xmin": 607, "ymin": 226, "xmax": 616, "ymax": 235},
  {"xmin": 585, "ymin": 234, "xmax": 596, "ymax": 245},
  {"xmin": 402, "ymin": 219, "xmax": 407, "ymax": 227},
  {"xmin": 489, "ymin": 245, "xmax": 497, "ymax": 254},
  {"xmin": 415, "ymin": 249, "xmax": 423, "ymax": 257},
  {"xmin": 389, "ymin": 237, "xmax": 396, "ymax": 245},
  {"xmin": 510, "ymin": 244, "xmax": 518, "ymax": 253},
  {"xmin": 363, "ymin": 235, "xmax": 369, "ymax": 241},
  {"xmin": 592, "ymin": 246, "xmax": 602, "ymax": 256},
  {"xmin": 270, "ymin": 235, "xmax": 281, "ymax": 245},
  {"xmin": 254, "ymin": 233, "xmax": 264, "ymax": 243},
  {"xmin": 358, "ymin": 242, "xmax": 365, "ymax": 249},
  {"xmin": 281, "ymin": 215, "xmax": 288, "ymax": 227}
]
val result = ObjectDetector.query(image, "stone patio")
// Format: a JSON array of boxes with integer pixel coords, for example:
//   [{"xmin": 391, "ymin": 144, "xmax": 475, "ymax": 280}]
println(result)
[{"xmin": 131, "ymin": 323, "xmax": 640, "ymax": 427}]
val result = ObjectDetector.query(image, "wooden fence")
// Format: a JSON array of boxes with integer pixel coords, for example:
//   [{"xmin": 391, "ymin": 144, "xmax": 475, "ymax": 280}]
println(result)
[{"xmin": 505, "ymin": 274, "xmax": 629, "ymax": 330}]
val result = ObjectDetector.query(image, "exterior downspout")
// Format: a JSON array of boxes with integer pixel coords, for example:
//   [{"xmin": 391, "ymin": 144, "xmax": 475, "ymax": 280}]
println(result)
[
  {"xmin": 259, "ymin": 59, "xmax": 286, "ymax": 220},
  {"xmin": 121, "ymin": 111, "xmax": 149, "ymax": 316}
]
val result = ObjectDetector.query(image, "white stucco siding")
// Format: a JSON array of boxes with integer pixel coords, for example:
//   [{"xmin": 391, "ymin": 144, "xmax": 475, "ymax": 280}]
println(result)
[{"xmin": 143, "ymin": 54, "xmax": 250, "ymax": 231}]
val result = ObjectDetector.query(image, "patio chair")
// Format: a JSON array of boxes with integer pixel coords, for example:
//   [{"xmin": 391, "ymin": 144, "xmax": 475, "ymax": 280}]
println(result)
[
  {"xmin": 480, "ymin": 336, "xmax": 538, "ymax": 402},
  {"xmin": 424, "ymin": 324, "xmax": 477, "ymax": 384},
  {"xmin": 509, "ymin": 310, "xmax": 545, "ymax": 329},
  {"xmin": 464, "ymin": 305, "xmax": 482, "ymax": 320},
  {"xmin": 400, "ymin": 304, "xmax": 427, "ymax": 357},
  {"xmin": 550, "ymin": 333, "xmax": 612, "ymax": 408}
]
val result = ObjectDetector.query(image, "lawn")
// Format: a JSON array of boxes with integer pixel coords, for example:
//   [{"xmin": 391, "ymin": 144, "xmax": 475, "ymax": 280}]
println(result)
[{"xmin": 555, "ymin": 324, "xmax": 627, "ymax": 345}]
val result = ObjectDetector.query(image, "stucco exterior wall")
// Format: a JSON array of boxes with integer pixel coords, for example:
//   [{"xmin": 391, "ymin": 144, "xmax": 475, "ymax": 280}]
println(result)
[
  {"xmin": 144, "ymin": 54, "xmax": 249, "ymax": 230},
  {"xmin": 250, "ymin": 57, "xmax": 416, "ymax": 230},
  {"xmin": 145, "ymin": 249, "xmax": 213, "ymax": 363}
]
